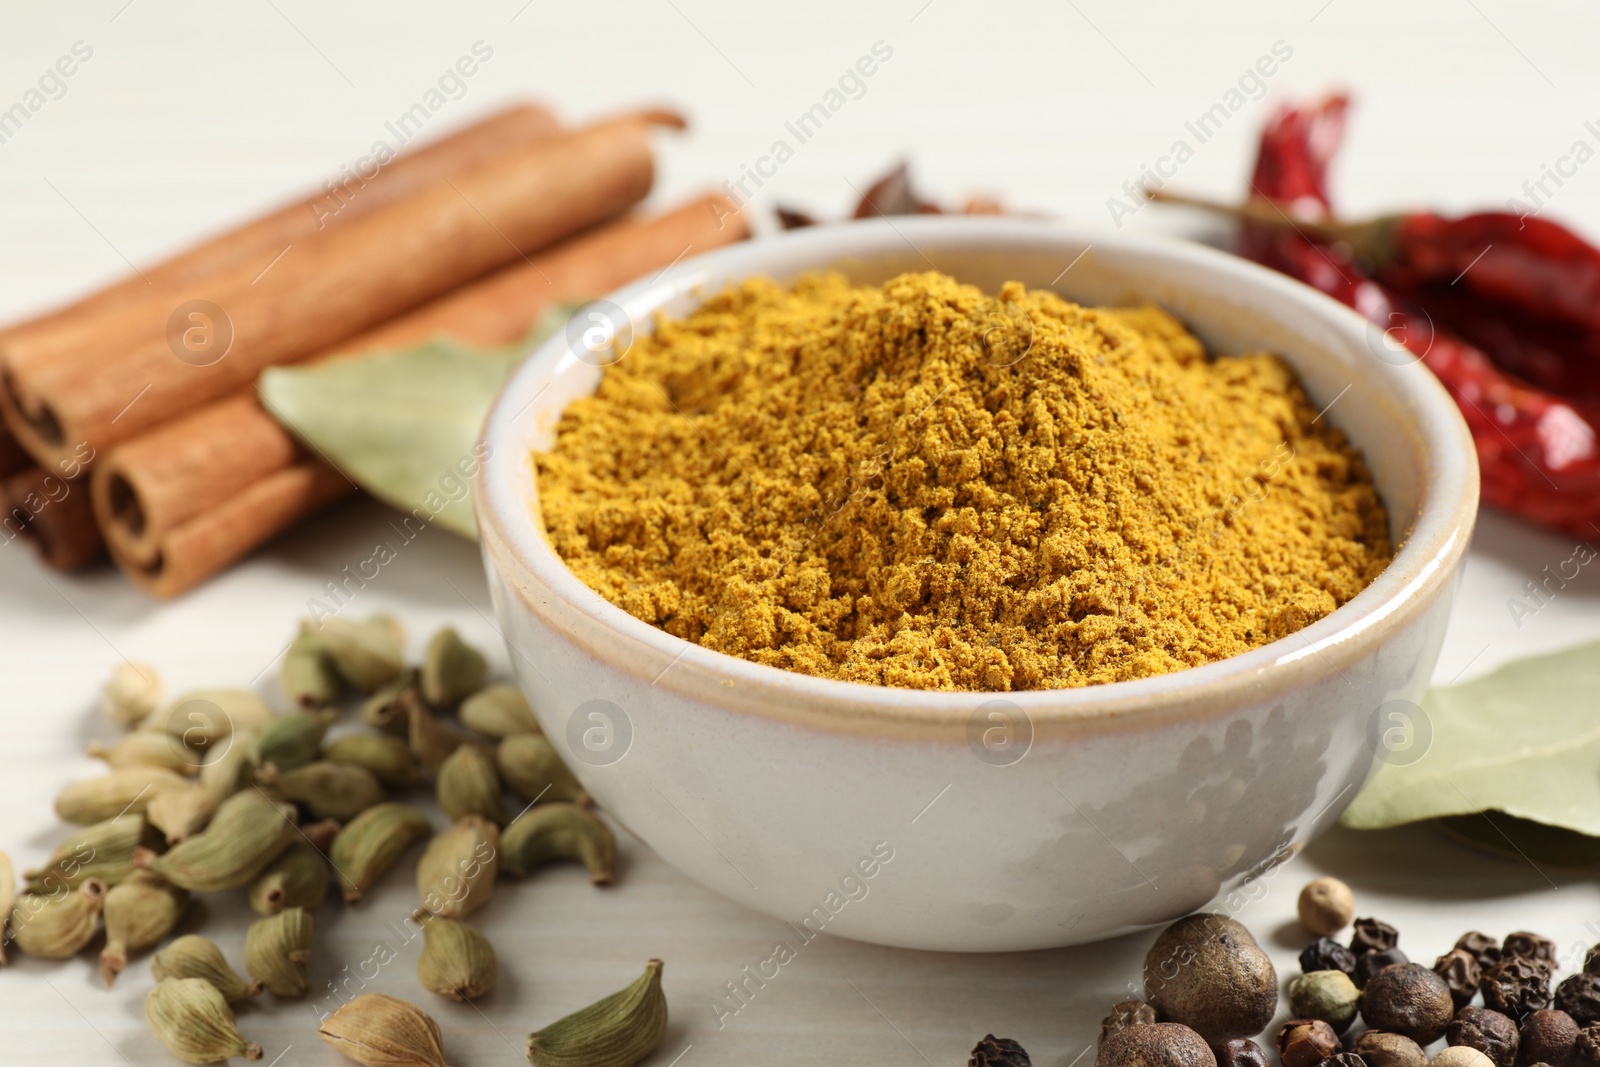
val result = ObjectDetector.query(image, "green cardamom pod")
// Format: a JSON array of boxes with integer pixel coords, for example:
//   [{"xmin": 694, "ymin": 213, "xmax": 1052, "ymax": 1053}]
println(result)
[
  {"xmin": 25, "ymin": 813, "xmax": 158, "ymax": 892},
  {"xmin": 245, "ymin": 905, "xmax": 315, "ymax": 997},
  {"xmin": 282, "ymin": 630, "xmax": 343, "ymax": 707},
  {"xmin": 331, "ymin": 802, "xmax": 431, "ymax": 904},
  {"xmin": 436, "ymin": 745, "xmax": 506, "ymax": 825},
  {"xmin": 526, "ymin": 959, "xmax": 668, "ymax": 1067},
  {"xmin": 54, "ymin": 765, "xmax": 188, "ymax": 824},
  {"xmin": 416, "ymin": 814, "xmax": 499, "ymax": 920},
  {"xmin": 421, "ymin": 626, "xmax": 487, "ymax": 709},
  {"xmin": 319, "ymin": 993, "xmax": 451, "ymax": 1067},
  {"xmin": 252, "ymin": 708, "xmax": 336, "ymax": 773},
  {"xmin": 200, "ymin": 733, "xmax": 259, "ymax": 801},
  {"xmin": 145, "ymin": 689, "xmax": 276, "ymax": 748},
  {"xmin": 314, "ymin": 615, "xmax": 406, "ymax": 693},
  {"xmin": 497, "ymin": 734, "xmax": 588, "ymax": 806},
  {"xmin": 415, "ymin": 911, "xmax": 497, "ymax": 1001},
  {"xmin": 9, "ymin": 878, "xmax": 107, "ymax": 959},
  {"xmin": 502, "ymin": 804, "xmax": 616, "ymax": 885},
  {"xmin": 257, "ymin": 760, "xmax": 385, "ymax": 821},
  {"xmin": 151, "ymin": 934, "xmax": 263, "ymax": 1001},
  {"xmin": 88, "ymin": 730, "xmax": 201, "ymax": 775},
  {"xmin": 323, "ymin": 732, "xmax": 422, "ymax": 787},
  {"xmin": 408, "ymin": 698, "xmax": 487, "ymax": 775},
  {"xmin": 100, "ymin": 870, "xmax": 190, "ymax": 987},
  {"xmin": 102, "ymin": 660, "xmax": 164, "ymax": 728},
  {"xmin": 361, "ymin": 670, "xmax": 419, "ymax": 735},
  {"xmin": 147, "ymin": 781, "xmax": 221, "ymax": 845},
  {"xmin": 249, "ymin": 838, "xmax": 331, "ymax": 916},
  {"xmin": 146, "ymin": 977, "xmax": 263, "ymax": 1063},
  {"xmin": 134, "ymin": 789, "xmax": 299, "ymax": 892},
  {"xmin": 459, "ymin": 684, "xmax": 540, "ymax": 739},
  {"xmin": 0, "ymin": 850, "xmax": 14, "ymax": 965}
]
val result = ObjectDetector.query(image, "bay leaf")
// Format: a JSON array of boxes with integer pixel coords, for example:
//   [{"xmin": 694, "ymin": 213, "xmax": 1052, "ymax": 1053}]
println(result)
[
  {"xmin": 1340, "ymin": 639, "xmax": 1600, "ymax": 835},
  {"xmin": 1436, "ymin": 811, "xmax": 1600, "ymax": 870},
  {"xmin": 258, "ymin": 309, "xmax": 576, "ymax": 540}
]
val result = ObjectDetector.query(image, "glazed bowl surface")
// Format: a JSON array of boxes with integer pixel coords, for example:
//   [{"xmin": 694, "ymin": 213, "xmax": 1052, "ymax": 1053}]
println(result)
[{"xmin": 475, "ymin": 216, "xmax": 1477, "ymax": 952}]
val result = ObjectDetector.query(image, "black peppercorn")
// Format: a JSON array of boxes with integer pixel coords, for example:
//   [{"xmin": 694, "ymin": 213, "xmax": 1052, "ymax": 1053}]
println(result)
[
  {"xmin": 1351, "ymin": 918, "xmax": 1401, "ymax": 955},
  {"xmin": 971, "ymin": 1034, "xmax": 1033, "ymax": 1067},
  {"xmin": 1278, "ymin": 1019, "xmax": 1340, "ymax": 1067},
  {"xmin": 1446, "ymin": 1007, "xmax": 1519, "ymax": 1067},
  {"xmin": 1585, "ymin": 945, "xmax": 1600, "ymax": 977},
  {"xmin": 1361, "ymin": 963, "xmax": 1455, "ymax": 1044},
  {"xmin": 1301, "ymin": 938, "xmax": 1357, "ymax": 976},
  {"xmin": 1101, "ymin": 1000, "xmax": 1159, "ymax": 1046},
  {"xmin": 1482, "ymin": 956, "xmax": 1552, "ymax": 1020},
  {"xmin": 1457, "ymin": 931, "xmax": 1503, "ymax": 971},
  {"xmin": 1212, "ymin": 1038, "xmax": 1268, "ymax": 1067},
  {"xmin": 1520, "ymin": 1009, "xmax": 1579, "ymax": 1067},
  {"xmin": 1356, "ymin": 948, "xmax": 1411, "ymax": 989},
  {"xmin": 1434, "ymin": 949, "xmax": 1483, "ymax": 1009},
  {"xmin": 1558, "ymin": 974, "xmax": 1600, "ymax": 1027},
  {"xmin": 1503, "ymin": 932, "xmax": 1558, "ymax": 969}
]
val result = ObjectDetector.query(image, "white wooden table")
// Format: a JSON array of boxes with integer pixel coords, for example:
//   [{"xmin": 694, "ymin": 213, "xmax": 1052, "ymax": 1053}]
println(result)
[{"xmin": 4, "ymin": 2, "xmax": 1600, "ymax": 1063}]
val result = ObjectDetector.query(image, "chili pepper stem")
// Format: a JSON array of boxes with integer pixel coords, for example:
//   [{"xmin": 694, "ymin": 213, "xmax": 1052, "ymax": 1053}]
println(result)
[{"xmin": 1146, "ymin": 189, "xmax": 1401, "ymax": 269}]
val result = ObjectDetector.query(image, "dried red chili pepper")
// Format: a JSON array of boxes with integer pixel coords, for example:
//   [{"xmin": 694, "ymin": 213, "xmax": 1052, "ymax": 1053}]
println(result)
[{"xmin": 1233, "ymin": 94, "xmax": 1600, "ymax": 537}]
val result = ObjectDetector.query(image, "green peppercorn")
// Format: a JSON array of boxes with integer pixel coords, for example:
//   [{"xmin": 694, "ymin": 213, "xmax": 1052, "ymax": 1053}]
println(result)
[{"xmin": 1288, "ymin": 971, "xmax": 1360, "ymax": 1034}]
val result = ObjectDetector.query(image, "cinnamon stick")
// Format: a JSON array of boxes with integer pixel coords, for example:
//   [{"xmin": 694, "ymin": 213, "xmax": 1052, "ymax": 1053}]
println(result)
[
  {"xmin": 102, "ymin": 193, "xmax": 748, "ymax": 597},
  {"xmin": 0, "ymin": 104, "xmax": 560, "ymax": 384},
  {"xmin": 3, "ymin": 111, "xmax": 674, "ymax": 470},
  {"xmin": 3, "ymin": 467, "xmax": 104, "ymax": 571},
  {"xmin": 0, "ymin": 428, "xmax": 27, "ymax": 480}
]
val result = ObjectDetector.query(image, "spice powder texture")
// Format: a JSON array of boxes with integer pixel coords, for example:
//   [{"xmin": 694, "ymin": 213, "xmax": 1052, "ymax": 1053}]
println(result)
[{"xmin": 535, "ymin": 271, "xmax": 1391, "ymax": 691}]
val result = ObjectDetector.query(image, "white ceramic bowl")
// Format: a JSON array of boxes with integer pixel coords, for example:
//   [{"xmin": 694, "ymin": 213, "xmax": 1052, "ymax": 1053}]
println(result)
[{"xmin": 475, "ymin": 217, "xmax": 1477, "ymax": 952}]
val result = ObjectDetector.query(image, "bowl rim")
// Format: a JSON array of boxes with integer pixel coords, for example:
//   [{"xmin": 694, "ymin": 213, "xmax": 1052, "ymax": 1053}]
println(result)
[{"xmin": 475, "ymin": 215, "xmax": 1478, "ymax": 738}]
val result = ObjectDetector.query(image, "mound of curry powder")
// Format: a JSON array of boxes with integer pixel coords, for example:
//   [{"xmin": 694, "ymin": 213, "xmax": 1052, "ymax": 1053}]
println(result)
[{"xmin": 535, "ymin": 272, "xmax": 1391, "ymax": 691}]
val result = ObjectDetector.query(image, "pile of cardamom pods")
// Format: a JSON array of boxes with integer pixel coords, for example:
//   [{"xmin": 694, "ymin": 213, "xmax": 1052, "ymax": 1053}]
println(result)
[{"xmin": 0, "ymin": 614, "xmax": 667, "ymax": 1067}]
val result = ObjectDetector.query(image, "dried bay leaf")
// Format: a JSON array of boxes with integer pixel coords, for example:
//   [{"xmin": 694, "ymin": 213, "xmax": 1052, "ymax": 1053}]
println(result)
[
  {"xmin": 258, "ymin": 309, "xmax": 575, "ymax": 540},
  {"xmin": 1341, "ymin": 639, "xmax": 1600, "ymax": 835}
]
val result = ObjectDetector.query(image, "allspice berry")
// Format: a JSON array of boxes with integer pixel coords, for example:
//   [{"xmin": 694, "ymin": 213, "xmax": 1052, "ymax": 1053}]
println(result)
[
  {"xmin": 1298, "ymin": 878, "xmax": 1355, "ymax": 937},
  {"xmin": 1277, "ymin": 1019, "xmax": 1340, "ymax": 1067},
  {"xmin": 1101, "ymin": 1000, "xmax": 1159, "ymax": 1046},
  {"xmin": 1557, "ymin": 974, "xmax": 1600, "ymax": 1027},
  {"xmin": 1144, "ymin": 915, "xmax": 1277, "ymax": 1044},
  {"xmin": 1429, "ymin": 1049, "xmax": 1493, "ymax": 1067},
  {"xmin": 1288, "ymin": 971, "xmax": 1360, "ymax": 1033},
  {"xmin": 1520, "ymin": 1009, "xmax": 1579, "ymax": 1067},
  {"xmin": 1212, "ymin": 1039, "xmax": 1267, "ymax": 1067},
  {"xmin": 1095, "ymin": 1023, "xmax": 1217, "ymax": 1067},
  {"xmin": 1434, "ymin": 949, "xmax": 1483, "ymax": 1009},
  {"xmin": 1362, "ymin": 963, "xmax": 1456, "ymax": 1045},
  {"xmin": 1351, "ymin": 1031, "xmax": 1427, "ymax": 1067},
  {"xmin": 1357, "ymin": 948, "xmax": 1412, "ymax": 990},
  {"xmin": 1446, "ymin": 1007, "xmax": 1519, "ymax": 1067}
]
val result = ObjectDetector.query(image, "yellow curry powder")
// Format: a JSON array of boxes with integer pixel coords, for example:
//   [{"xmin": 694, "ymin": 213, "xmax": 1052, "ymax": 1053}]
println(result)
[{"xmin": 536, "ymin": 271, "xmax": 1391, "ymax": 691}]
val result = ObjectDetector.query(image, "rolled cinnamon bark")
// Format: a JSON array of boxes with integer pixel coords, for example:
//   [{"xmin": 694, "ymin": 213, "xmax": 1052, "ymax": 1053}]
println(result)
[
  {"xmin": 3, "ymin": 467, "xmax": 104, "ymax": 571},
  {"xmin": 102, "ymin": 193, "xmax": 747, "ymax": 597},
  {"xmin": 117, "ymin": 463, "xmax": 351, "ymax": 598},
  {"xmin": 0, "ymin": 104, "xmax": 560, "ymax": 384},
  {"xmin": 3, "ymin": 111, "xmax": 675, "ymax": 470},
  {"xmin": 0, "ymin": 428, "xmax": 27, "ymax": 480}
]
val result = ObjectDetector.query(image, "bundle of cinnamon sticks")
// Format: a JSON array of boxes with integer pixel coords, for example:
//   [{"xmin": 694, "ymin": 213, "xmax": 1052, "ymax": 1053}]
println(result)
[{"xmin": 0, "ymin": 102, "xmax": 749, "ymax": 596}]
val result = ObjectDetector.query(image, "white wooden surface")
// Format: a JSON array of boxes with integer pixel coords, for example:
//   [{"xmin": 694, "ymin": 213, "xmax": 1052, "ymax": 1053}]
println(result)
[{"xmin": 4, "ymin": 2, "xmax": 1600, "ymax": 1064}]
